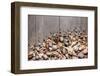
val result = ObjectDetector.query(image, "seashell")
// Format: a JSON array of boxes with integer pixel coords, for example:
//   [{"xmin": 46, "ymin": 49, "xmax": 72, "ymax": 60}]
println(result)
[
  {"xmin": 58, "ymin": 42, "xmax": 63, "ymax": 48},
  {"xmin": 28, "ymin": 51, "xmax": 33, "ymax": 55},
  {"xmin": 48, "ymin": 42, "xmax": 52, "ymax": 47},
  {"xmin": 35, "ymin": 55, "xmax": 40, "ymax": 60},
  {"xmin": 62, "ymin": 48, "xmax": 67, "ymax": 54},
  {"xmin": 84, "ymin": 55, "xmax": 88, "ymax": 58},
  {"xmin": 79, "ymin": 45, "xmax": 85, "ymax": 51},
  {"xmin": 46, "ymin": 39, "xmax": 51, "ymax": 42},
  {"xmin": 82, "ymin": 47, "xmax": 88, "ymax": 54},
  {"xmin": 64, "ymin": 42, "xmax": 69, "ymax": 47},
  {"xmin": 43, "ymin": 55, "xmax": 48, "ymax": 60},
  {"xmin": 52, "ymin": 51, "xmax": 58, "ymax": 55},
  {"xmin": 73, "ymin": 45, "xmax": 79, "ymax": 52},
  {"xmin": 52, "ymin": 45, "xmax": 58, "ymax": 50},
  {"xmin": 30, "ymin": 45, "xmax": 34, "ymax": 49},
  {"xmin": 65, "ymin": 54, "xmax": 69, "ymax": 58},
  {"xmin": 52, "ymin": 41, "xmax": 56, "ymax": 45},
  {"xmin": 56, "ymin": 49, "xmax": 61, "ymax": 54},
  {"xmin": 72, "ymin": 37, "xmax": 76, "ymax": 41},
  {"xmin": 67, "ymin": 46, "xmax": 76, "ymax": 56},
  {"xmin": 53, "ymin": 56, "xmax": 58, "ymax": 60},
  {"xmin": 42, "ymin": 42, "xmax": 46, "ymax": 47},
  {"xmin": 38, "ymin": 42, "xmax": 41, "ymax": 46},
  {"xmin": 35, "ymin": 46, "xmax": 40, "ymax": 51},
  {"xmin": 28, "ymin": 31, "xmax": 88, "ymax": 60},
  {"xmin": 78, "ymin": 52, "xmax": 84, "ymax": 58},
  {"xmin": 61, "ymin": 56, "xmax": 66, "ymax": 59},
  {"xmin": 46, "ymin": 52, "xmax": 52, "ymax": 56},
  {"xmin": 71, "ymin": 41, "xmax": 78, "ymax": 47}
]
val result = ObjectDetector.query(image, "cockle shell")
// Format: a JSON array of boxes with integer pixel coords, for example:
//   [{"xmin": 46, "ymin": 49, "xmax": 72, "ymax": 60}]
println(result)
[
  {"xmin": 67, "ymin": 46, "xmax": 76, "ymax": 56},
  {"xmin": 79, "ymin": 45, "xmax": 85, "ymax": 51},
  {"xmin": 28, "ymin": 51, "xmax": 34, "ymax": 59},
  {"xmin": 59, "ymin": 37, "xmax": 64, "ymax": 42},
  {"xmin": 58, "ymin": 42, "xmax": 63, "ymax": 48},
  {"xmin": 78, "ymin": 52, "xmax": 84, "ymax": 58},
  {"xmin": 38, "ymin": 53, "xmax": 44, "ymax": 58},
  {"xmin": 49, "ymin": 47, "xmax": 53, "ymax": 51}
]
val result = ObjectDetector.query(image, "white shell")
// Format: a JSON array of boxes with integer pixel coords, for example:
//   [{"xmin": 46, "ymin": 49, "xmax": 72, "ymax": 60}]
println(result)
[
  {"xmin": 49, "ymin": 47, "xmax": 53, "ymax": 51},
  {"xmin": 52, "ymin": 45, "xmax": 58, "ymax": 50},
  {"xmin": 58, "ymin": 42, "xmax": 63, "ymax": 47},
  {"xmin": 59, "ymin": 37, "xmax": 64, "ymax": 42}
]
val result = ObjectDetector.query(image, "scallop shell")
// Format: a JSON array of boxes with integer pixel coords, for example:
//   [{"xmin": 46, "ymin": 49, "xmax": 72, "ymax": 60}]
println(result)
[
  {"xmin": 82, "ymin": 48, "xmax": 88, "ymax": 54},
  {"xmin": 59, "ymin": 37, "xmax": 64, "ymax": 42}
]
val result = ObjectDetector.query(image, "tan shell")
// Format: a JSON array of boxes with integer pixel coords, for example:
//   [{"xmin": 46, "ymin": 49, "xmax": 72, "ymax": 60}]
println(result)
[{"xmin": 82, "ymin": 47, "xmax": 88, "ymax": 54}]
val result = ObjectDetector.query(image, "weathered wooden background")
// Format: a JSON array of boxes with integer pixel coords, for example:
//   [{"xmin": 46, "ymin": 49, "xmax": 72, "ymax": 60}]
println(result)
[{"xmin": 28, "ymin": 15, "xmax": 87, "ymax": 45}]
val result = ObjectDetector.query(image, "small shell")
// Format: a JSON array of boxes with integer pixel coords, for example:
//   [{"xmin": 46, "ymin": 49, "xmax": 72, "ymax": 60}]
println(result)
[
  {"xmin": 46, "ymin": 52, "xmax": 51, "ymax": 56},
  {"xmin": 49, "ymin": 47, "xmax": 53, "ymax": 51},
  {"xmin": 52, "ymin": 45, "xmax": 58, "ymax": 50},
  {"xmin": 28, "ymin": 51, "xmax": 34, "ymax": 55},
  {"xmin": 71, "ymin": 41, "xmax": 77, "ymax": 47},
  {"xmin": 48, "ymin": 42, "xmax": 52, "ymax": 47},
  {"xmin": 35, "ymin": 47, "xmax": 40, "ymax": 51},
  {"xmin": 82, "ymin": 48, "xmax": 88, "ymax": 54},
  {"xmin": 30, "ymin": 45, "xmax": 34, "ymax": 49},
  {"xmin": 59, "ymin": 37, "xmax": 64, "ymax": 42},
  {"xmin": 79, "ymin": 45, "xmax": 85, "ymax": 51},
  {"xmin": 78, "ymin": 52, "xmax": 84, "ymax": 58},
  {"xmin": 73, "ymin": 45, "xmax": 79, "ymax": 52},
  {"xmin": 58, "ymin": 42, "xmax": 63, "ymax": 48},
  {"xmin": 61, "ymin": 56, "xmax": 66, "ymax": 59},
  {"xmin": 65, "ymin": 54, "xmax": 69, "ymax": 58},
  {"xmin": 43, "ymin": 55, "xmax": 48, "ymax": 60},
  {"xmin": 52, "ymin": 41, "xmax": 56, "ymax": 45},
  {"xmin": 72, "ymin": 56, "xmax": 78, "ymax": 59},
  {"xmin": 42, "ymin": 42, "xmax": 46, "ymax": 47},
  {"xmin": 35, "ymin": 55, "xmax": 40, "ymax": 60},
  {"xmin": 62, "ymin": 48, "xmax": 67, "ymax": 54},
  {"xmin": 67, "ymin": 46, "xmax": 76, "ymax": 56},
  {"xmin": 38, "ymin": 53, "xmax": 44, "ymax": 58},
  {"xmin": 56, "ymin": 49, "xmax": 61, "ymax": 54},
  {"xmin": 38, "ymin": 43, "xmax": 41, "ymax": 46},
  {"xmin": 28, "ymin": 51, "xmax": 34, "ymax": 60},
  {"xmin": 64, "ymin": 41, "xmax": 69, "ymax": 47},
  {"xmin": 46, "ymin": 39, "xmax": 51, "ymax": 43}
]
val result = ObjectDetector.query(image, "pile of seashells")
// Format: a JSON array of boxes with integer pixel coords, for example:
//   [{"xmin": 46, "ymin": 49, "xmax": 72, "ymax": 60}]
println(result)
[{"xmin": 28, "ymin": 31, "xmax": 88, "ymax": 60}]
